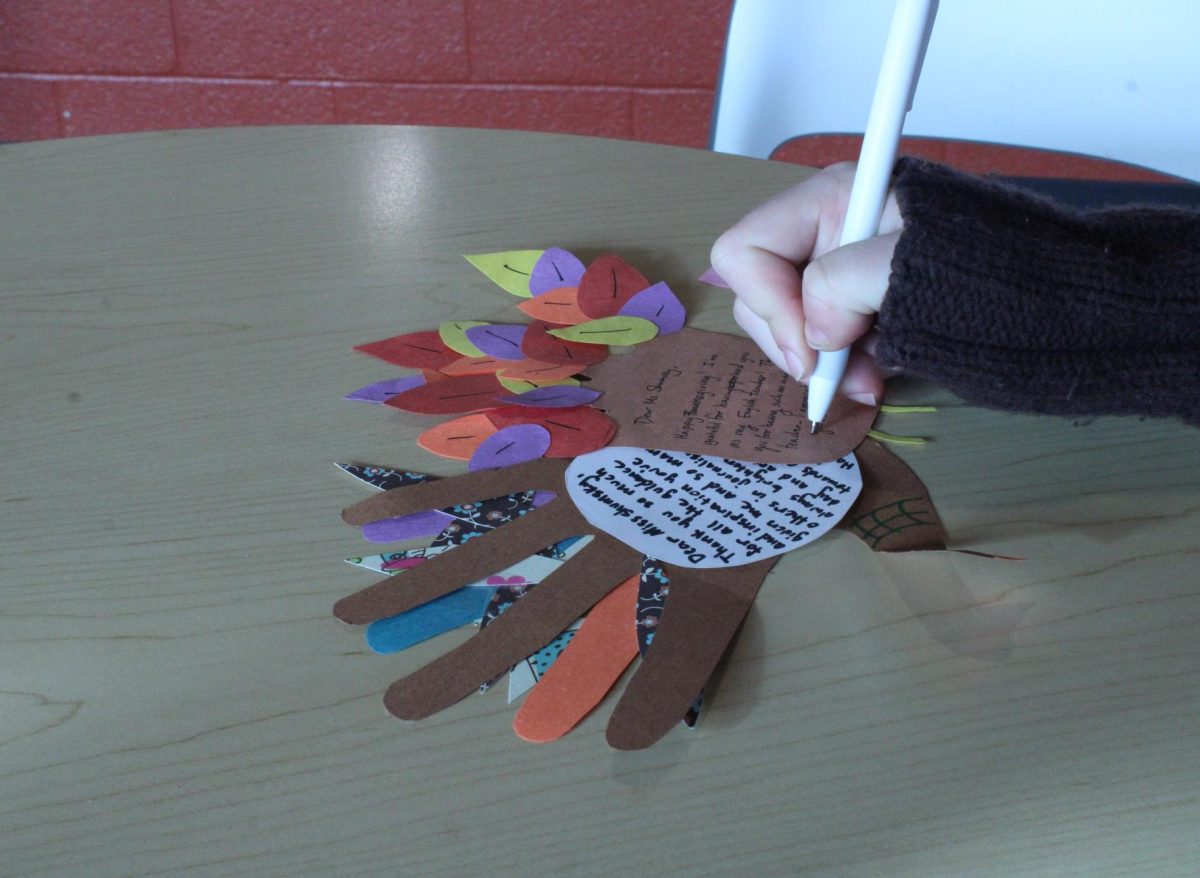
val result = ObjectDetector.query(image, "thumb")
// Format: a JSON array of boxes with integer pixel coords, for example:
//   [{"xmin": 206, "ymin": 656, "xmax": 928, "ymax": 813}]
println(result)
[{"xmin": 802, "ymin": 230, "xmax": 899, "ymax": 351}]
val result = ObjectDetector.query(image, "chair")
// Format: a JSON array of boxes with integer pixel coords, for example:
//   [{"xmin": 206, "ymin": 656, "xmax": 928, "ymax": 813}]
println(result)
[{"xmin": 710, "ymin": 0, "xmax": 1200, "ymax": 181}]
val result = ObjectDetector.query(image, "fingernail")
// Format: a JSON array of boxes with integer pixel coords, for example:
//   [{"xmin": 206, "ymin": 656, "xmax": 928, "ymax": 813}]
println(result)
[
  {"xmin": 781, "ymin": 346, "xmax": 806, "ymax": 381},
  {"xmin": 848, "ymin": 392, "xmax": 877, "ymax": 407},
  {"xmin": 805, "ymin": 325, "xmax": 830, "ymax": 350}
]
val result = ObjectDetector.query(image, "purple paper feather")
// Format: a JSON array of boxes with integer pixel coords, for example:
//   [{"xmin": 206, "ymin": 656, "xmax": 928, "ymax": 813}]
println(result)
[
  {"xmin": 468, "ymin": 424, "xmax": 552, "ymax": 472},
  {"xmin": 497, "ymin": 386, "xmax": 602, "ymax": 408},
  {"xmin": 464, "ymin": 324, "xmax": 528, "ymax": 361},
  {"xmin": 362, "ymin": 509, "xmax": 455, "ymax": 543},
  {"xmin": 344, "ymin": 374, "xmax": 426, "ymax": 403},
  {"xmin": 617, "ymin": 281, "xmax": 686, "ymax": 334},
  {"xmin": 530, "ymin": 247, "xmax": 586, "ymax": 295}
]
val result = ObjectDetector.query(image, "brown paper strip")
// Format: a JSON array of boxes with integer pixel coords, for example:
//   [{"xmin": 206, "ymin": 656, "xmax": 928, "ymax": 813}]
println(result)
[
  {"xmin": 341, "ymin": 457, "xmax": 569, "ymax": 527},
  {"xmin": 334, "ymin": 504, "xmax": 584, "ymax": 624},
  {"xmin": 384, "ymin": 533, "xmax": 641, "ymax": 720},
  {"xmin": 605, "ymin": 556, "xmax": 778, "ymax": 750}
]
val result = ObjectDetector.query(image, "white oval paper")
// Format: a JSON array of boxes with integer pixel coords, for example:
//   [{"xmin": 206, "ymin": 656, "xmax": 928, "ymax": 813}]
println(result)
[{"xmin": 566, "ymin": 446, "xmax": 862, "ymax": 569}]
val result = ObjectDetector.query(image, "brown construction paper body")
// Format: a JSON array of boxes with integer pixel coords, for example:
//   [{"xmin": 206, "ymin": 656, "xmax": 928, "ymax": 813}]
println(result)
[
  {"xmin": 587, "ymin": 328, "xmax": 876, "ymax": 464},
  {"xmin": 839, "ymin": 439, "xmax": 948, "ymax": 553}
]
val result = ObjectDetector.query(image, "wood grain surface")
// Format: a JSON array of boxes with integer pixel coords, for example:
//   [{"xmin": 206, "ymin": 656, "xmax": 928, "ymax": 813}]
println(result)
[{"xmin": 1, "ymin": 127, "xmax": 1198, "ymax": 877}]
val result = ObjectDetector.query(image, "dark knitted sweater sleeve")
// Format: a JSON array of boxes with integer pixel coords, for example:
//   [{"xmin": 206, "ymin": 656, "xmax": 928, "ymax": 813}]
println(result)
[{"xmin": 876, "ymin": 157, "xmax": 1200, "ymax": 425}]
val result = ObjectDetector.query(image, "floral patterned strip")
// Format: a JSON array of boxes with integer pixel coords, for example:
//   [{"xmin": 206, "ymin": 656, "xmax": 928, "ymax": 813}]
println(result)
[{"xmin": 637, "ymin": 556, "xmax": 703, "ymax": 728}]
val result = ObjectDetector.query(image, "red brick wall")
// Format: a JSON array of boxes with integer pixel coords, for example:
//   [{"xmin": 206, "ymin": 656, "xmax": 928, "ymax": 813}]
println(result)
[
  {"xmin": 0, "ymin": 0, "xmax": 730, "ymax": 145},
  {"xmin": 0, "ymin": 0, "xmax": 1171, "ymax": 180}
]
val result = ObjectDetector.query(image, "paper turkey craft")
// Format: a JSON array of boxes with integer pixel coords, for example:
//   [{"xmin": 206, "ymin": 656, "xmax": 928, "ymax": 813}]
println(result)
[{"xmin": 335, "ymin": 248, "xmax": 947, "ymax": 749}]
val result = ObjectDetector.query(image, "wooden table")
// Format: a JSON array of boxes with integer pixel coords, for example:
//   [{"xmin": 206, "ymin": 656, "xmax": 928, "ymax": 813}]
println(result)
[{"xmin": 2, "ymin": 127, "xmax": 1198, "ymax": 877}]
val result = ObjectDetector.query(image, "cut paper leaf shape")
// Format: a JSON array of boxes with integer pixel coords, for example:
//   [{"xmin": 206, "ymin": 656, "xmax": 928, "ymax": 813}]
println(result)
[
  {"xmin": 530, "ymin": 247, "xmax": 586, "ymax": 295},
  {"xmin": 469, "ymin": 424, "xmax": 552, "ymax": 472},
  {"xmin": 417, "ymin": 414, "xmax": 499, "ymax": 459},
  {"xmin": 465, "ymin": 250, "xmax": 544, "ymax": 297},
  {"xmin": 439, "ymin": 321, "xmax": 490, "ymax": 357},
  {"xmin": 517, "ymin": 286, "xmax": 589, "ymax": 325},
  {"xmin": 418, "ymin": 405, "xmax": 616, "ymax": 461},
  {"xmin": 617, "ymin": 282, "xmax": 686, "ymax": 335},
  {"xmin": 355, "ymin": 330, "xmax": 459, "ymax": 370},
  {"xmin": 344, "ymin": 374, "xmax": 426, "ymax": 403},
  {"xmin": 349, "ymin": 249, "xmax": 705, "ymax": 470},
  {"xmin": 520, "ymin": 321, "xmax": 609, "ymax": 366},
  {"xmin": 465, "ymin": 324, "xmax": 528, "ymax": 361},
  {"xmin": 487, "ymin": 405, "xmax": 617, "ymax": 458},
  {"xmin": 548, "ymin": 316, "xmax": 658, "ymax": 346},
  {"xmin": 440, "ymin": 355, "xmax": 504, "ymax": 376},
  {"xmin": 498, "ymin": 386, "xmax": 602, "ymax": 408},
  {"xmin": 497, "ymin": 375, "xmax": 580, "ymax": 394},
  {"xmin": 576, "ymin": 253, "xmax": 651, "ymax": 318},
  {"xmin": 386, "ymin": 373, "xmax": 508, "ymax": 415},
  {"xmin": 495, "ymin": 359, "xmax": 584, "ymax": 383},
  {"xmin": 698, "ymin": 267, "xmax": 729, "ymax": 288}
]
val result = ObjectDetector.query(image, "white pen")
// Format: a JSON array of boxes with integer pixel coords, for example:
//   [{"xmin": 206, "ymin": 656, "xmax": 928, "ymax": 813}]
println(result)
[{"xmin": 807, "ymin": 0, "xmax": 938, "ymax": 433}]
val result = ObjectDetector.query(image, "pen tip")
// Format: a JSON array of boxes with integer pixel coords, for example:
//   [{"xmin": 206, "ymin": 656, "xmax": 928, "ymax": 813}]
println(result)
[{"xmin": 810, "ymin": 421, "xmax": 821, "ymax": 435}]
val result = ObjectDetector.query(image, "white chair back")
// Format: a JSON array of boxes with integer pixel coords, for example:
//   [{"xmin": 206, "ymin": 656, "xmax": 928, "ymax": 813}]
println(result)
[{"xmin": 711, "ymin": 0, "xmax": 1200, "ymax": 181}]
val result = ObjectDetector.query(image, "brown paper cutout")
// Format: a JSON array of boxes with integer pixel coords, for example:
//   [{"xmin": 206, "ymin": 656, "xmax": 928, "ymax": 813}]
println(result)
[
  {"xmin": 839, "ymin": 438, "xmax": 947, "ymax": 552},
  {"xmin": 335, "ymin": 439, "xmax": 914, "ymax": 744},
  {"xmin": 605, "ymin": 556, "xmax": 778, "ymax": 750},
  {"xmin": 334, "ymin": 453, "xmax": 785, "ymax": 746},
  {"xmin": 337, "ymin": 459, "xmax": 580, "ymax": 624},
  {"xmin": 337, "ymin": 249, "xmax": 956, "ymax": 748},
  {"xmin": 384, "ymin": 532, "xmax": 639, "ymax": 720},
  {"xmin": 587, "ymin": 328, "xmax": 876, "ymax": 464}
]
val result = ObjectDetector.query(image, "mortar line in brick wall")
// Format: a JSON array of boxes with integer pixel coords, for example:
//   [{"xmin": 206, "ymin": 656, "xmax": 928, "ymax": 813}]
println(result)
[
  {"xmin": 0, "ymin": 71, "xmax": 710, "ymax": 97},
  {"xmin": 0, "ymin": 71, "xmax": 715, "ymax": 94},
  {"xmin": 0, "ymin": 72, "xmax": 286, "ymax": 86}
]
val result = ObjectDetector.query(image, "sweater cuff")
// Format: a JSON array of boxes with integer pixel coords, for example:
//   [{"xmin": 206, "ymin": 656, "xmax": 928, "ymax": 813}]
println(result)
[{"xmin": 876, "ymin": 157, "xmax": 1200, "ymax": 425}]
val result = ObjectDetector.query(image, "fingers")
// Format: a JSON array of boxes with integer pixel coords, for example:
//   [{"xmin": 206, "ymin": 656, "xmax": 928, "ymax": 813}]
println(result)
[
  {"xmin": 801, "ymin": 230, "xmax": 899, "ymax": 353},
  {"xmin": 712, "ymin": 163, "xmax": 902, "ymax": 382},
  {"xmin": 734, "ymin": 298, "xmax": 884, "ymax": 406},
  {"xmin": 840, "ymin": 346, "xmax": 886, "ymax": 407},
  {"xmin": 384, "ymin": 533, "xmax": 640, "ymax": 720},
  {"xmin": 732, "ymin": 299, "xmax": 789, "ymax": 375},
  {"xmin": 605, "ymin": 558, "xmax": 776, "ymax": 750},
  {"xmin": 342, "ymin": 457, "xmax": 568, "ymax": 526},
  {"xmin": 334, "ymin": 505, "xmax": 583, "ymax": 623}
]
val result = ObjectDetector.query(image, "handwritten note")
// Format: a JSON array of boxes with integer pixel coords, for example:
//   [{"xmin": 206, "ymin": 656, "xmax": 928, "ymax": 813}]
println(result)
[
  {"xmin": 587, "ymin": 328, "xmax": 876, "ymax": 464},
  {"xmin": 566, "ymin": 446, "xmax": 862, "ymax": 569}
]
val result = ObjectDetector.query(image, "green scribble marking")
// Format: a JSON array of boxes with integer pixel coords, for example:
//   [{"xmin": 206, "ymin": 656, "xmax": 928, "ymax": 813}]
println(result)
[{"xmin": 847, "ymin": 497, "xmax": 935, "ymax": 549}]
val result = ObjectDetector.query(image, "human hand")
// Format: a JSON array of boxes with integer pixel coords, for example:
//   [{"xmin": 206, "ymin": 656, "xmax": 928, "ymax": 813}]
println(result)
[{"xmin": 710, "ymin": 162, "xmax": 902, "ymax": 406}]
